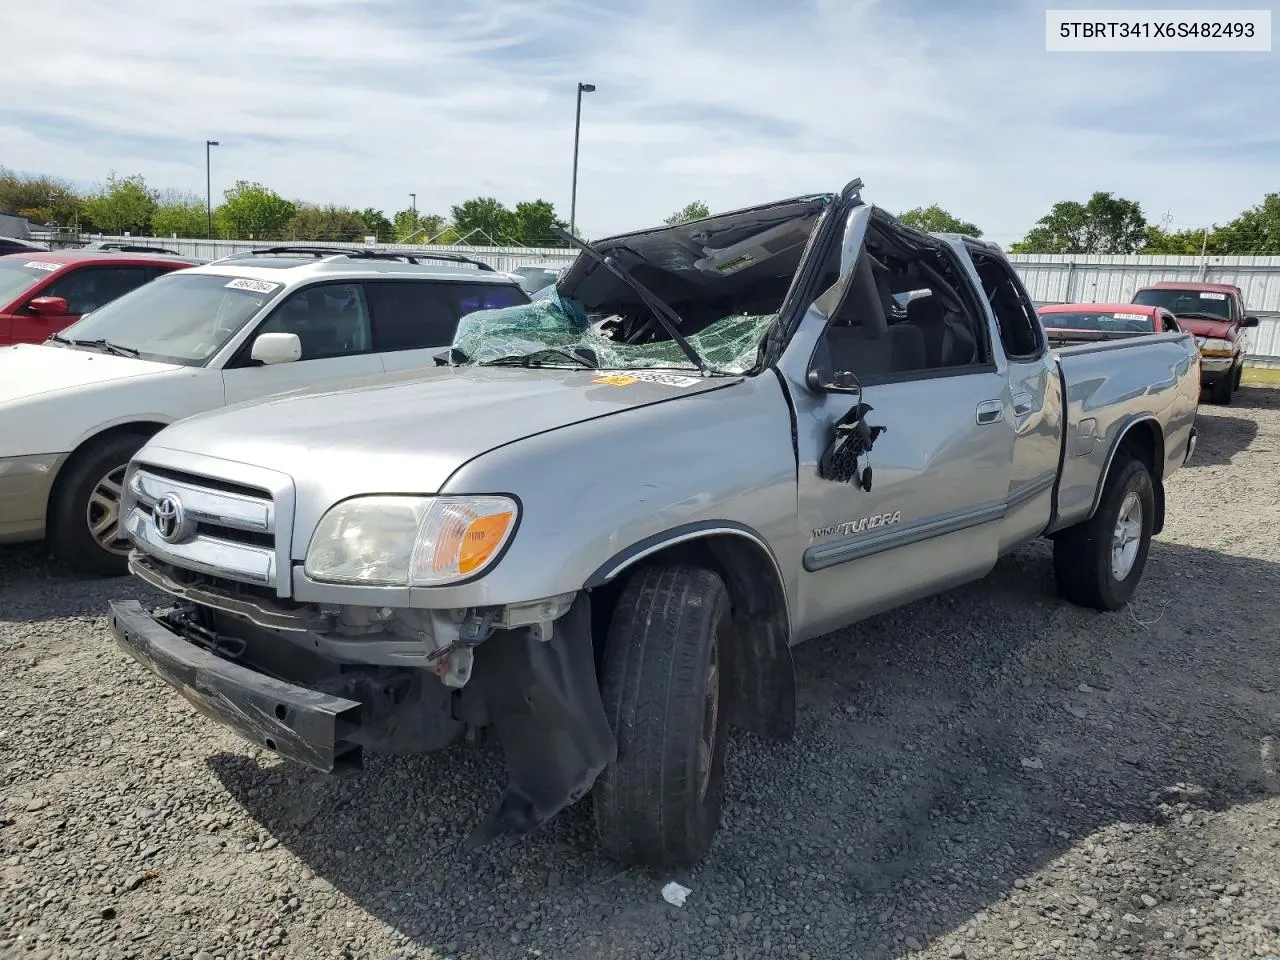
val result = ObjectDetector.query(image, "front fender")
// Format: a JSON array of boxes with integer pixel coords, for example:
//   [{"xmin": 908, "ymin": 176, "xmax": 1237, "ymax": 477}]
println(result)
[{"xmin": 414, "ymin": 373, "xmax": 801, "ymax": 614}]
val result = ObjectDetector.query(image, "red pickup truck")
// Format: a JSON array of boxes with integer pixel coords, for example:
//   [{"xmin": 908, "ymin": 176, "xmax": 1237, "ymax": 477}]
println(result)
[
  {"xmin": 1131, "ymin": 281, "xmax": 1259, "ymax": 404},
  {"xmin": 0, "ymin": 249, "xmax": 201, "ymax": 346}
]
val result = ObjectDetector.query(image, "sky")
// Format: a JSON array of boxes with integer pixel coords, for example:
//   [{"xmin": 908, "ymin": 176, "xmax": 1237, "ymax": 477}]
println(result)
[{"xmin": 3, "ymin": 0, "xmax": 1278, "ymax": 246}]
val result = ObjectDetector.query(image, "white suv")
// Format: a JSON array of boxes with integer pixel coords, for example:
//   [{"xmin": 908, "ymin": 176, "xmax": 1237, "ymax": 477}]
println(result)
[{"xmin": 0, "ymin": 246, "xmax": 528, "ymax": 575}]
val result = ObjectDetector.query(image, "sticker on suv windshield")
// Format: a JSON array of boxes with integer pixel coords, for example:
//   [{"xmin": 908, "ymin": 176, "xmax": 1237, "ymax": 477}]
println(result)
[
  {"xmin": 24, "ymin": 260, "xmax": 61, "ymax": 272},
  {"xmin": 1199, "ymin": 292, "xmax": 1227, "ymax": 299},
  {"xmin": 593, "ymin": 371, "xmax": 702, "ymax": 388},
  {"xmin": 225, "ymin": 278, "xmax": 280, "ymax": 294}
]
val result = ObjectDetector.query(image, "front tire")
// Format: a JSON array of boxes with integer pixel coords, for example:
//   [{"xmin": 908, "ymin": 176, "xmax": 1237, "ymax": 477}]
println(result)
[
  {"xmin": 48, "ymin": 433, "xmax": 148, "ymax": 577},
  {"xmin": 1207, "ymin": 375, "xmax": 1233, "ymax": 405},
  {"xmin": 1053, "ymin": 455, "xmax": 1155, "ymax": 611},
  {"xmin": 593, "ymin": 564, "xmax": 732, "ymax": 868}
]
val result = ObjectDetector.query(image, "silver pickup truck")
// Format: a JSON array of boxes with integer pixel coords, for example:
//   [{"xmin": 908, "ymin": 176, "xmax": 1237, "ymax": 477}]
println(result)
[{"xmin": 108, "ymin": 180, "xmax": 1200, "ymax": 867}]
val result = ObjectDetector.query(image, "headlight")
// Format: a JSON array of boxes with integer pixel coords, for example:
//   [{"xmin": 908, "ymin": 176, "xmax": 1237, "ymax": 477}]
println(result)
[
  {"xmin": 304, "ymin": 495, "xmax": 518, "ymax": 586},
  {"xmin": 1200, "ymin": 337, "xmax": 1233, "ymax": 357}
]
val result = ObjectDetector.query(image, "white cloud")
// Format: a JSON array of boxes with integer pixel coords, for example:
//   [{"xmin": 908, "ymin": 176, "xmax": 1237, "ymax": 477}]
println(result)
[{"xmin": 4, "ymin": 0, "xmax": 1276, "ymax": 243}]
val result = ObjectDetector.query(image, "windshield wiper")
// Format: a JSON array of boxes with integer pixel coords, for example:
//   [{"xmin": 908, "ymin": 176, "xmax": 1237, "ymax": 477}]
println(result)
[
  {"xmin": 1173, "ymin": 312, "xmax": 1226, "ymax": 321},
  {"xmin": 480, "ymin": 347, "xmax": 599, "ymax": 369},
  {"xmin": 68, "ymin": 338, "xmax": 140, "ymax": 358},
  {"xmin": 550, "ymin": 226, "xmax": 708, "ymax": 373},
  {"xmin": 46, "ymin": 333, "xmax": 72, "ymax": 345}
]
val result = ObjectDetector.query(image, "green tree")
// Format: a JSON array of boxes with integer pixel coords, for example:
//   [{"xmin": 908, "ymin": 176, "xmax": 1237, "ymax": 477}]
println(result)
[
  {"xmin": 151, "ymin": 190, "xmax": 208, "ymax": 238},
  {"xmin": 285, "ymin": 204, "xmax": 368, "ymax": 242},
  {"xmin": 1140, "ymin": 225, "xmax": 1216, "ymax": 256},
  {"xmin": 513, "ymin": 199, "xmax": 568, "ymax": 244},
  {"xmin": 390, "ymin": 208, "xmax": 445, "ymax": 242},
  {"xmin": 81, "ymin": 172, "xmax": 157, "ymax": 235},
  {"xmin": 0, "ymin": 167, "xmax": 83, "ymax": 228},
  {"xmin": 1212, "ymin": 193, "xmax": 1280, "ymax": 255},
  {"xmin": 663, "ymin": 201, "xmax": 710, "ymax": 225},
  {"xmin": 360, "ymin": 208, "xmax": 393, "ymax": 242},
  {"xmin": 450, "ymin": 197, "xmax": 518, "ymax": 245},
  {"xmin": 897, "ymin": 203, "xmax": 983, "ymax": 237},
  {"xmin": 213, "ymin": 181, "xmax": 296, "ymax": 240},
  {"xmin": 1011, "ymin": 191, "xmax": 1148, "ymax": 255}
]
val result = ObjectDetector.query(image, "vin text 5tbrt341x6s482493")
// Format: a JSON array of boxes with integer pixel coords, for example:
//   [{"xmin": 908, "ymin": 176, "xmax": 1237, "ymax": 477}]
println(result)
[{"xmin": 107, "ymin": 180, "xmax": 1201, "ymax": 867}]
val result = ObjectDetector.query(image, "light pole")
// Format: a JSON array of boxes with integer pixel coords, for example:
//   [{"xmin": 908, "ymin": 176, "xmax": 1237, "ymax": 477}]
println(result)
[
  {"xmin": 205, "ymin": 140, "xmax": 219, "ymax": 239},
  {"xmin": 410, "ymin": 193, "xmax": 416, "ymax": 217},
  {"xmin": 569, "ymin": 82, "xmax": 595, "ymax": 238}
]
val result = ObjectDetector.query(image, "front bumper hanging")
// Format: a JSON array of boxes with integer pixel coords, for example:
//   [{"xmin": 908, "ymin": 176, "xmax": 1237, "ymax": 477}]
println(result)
[{"xmin": 109, "ymin": 599, "xmax": 366, "ymax": 772}]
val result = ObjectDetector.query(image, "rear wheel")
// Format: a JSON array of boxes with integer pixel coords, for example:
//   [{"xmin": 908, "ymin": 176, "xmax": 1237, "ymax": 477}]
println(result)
[
  {"xmin": 593, "ymin": 564, "xmax": 731, "ymax": 867},
  {"xmin": 1053, "ymin": 455, "xmax": 1155, "ymax": 611},
  {"xmin": 49, "ymin": 433, "xmax": 148, "ymax": 577}
]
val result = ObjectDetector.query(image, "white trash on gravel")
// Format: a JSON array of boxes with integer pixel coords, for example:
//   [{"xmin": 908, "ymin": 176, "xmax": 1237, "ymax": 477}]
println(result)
[{"xmin": 661, "ymin": 881, "xmax": 691, "ymax": 907}]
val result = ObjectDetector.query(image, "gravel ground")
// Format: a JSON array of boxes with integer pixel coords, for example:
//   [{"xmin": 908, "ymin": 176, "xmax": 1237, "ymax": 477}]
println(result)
[{"xmin": 3, "ymin": 386, "xmax": 1280, "ymax": 960}]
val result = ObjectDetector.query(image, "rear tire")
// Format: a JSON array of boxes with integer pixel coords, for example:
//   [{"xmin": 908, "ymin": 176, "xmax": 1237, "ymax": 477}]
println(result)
[
  {"xmin": 1053, "ymin": 456, "xmax": 1154, "ymax": 611},
  {"xmin": 48, "ymin": 433, "xmax": 148, "ymax": 577},
  {"xmin": 593, "ymin": 564, "xmax": 732, "ymax": 868}
]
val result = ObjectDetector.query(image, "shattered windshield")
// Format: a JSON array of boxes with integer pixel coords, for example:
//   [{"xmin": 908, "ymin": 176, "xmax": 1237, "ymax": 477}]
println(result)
[
  {"xmin": 452, "ymin": 288, "xmax": 778, "ymax": 373},
  {"xmin": 448, "ymin": 196, "xmax": 828, "ymax": 374}
]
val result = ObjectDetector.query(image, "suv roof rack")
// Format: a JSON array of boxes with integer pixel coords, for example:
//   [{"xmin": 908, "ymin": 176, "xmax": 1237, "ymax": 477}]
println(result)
[
  {"xmin": 95, "ymin": 242, "xmax": 182, "ymax": 254},
  {"xmin": 243, "ymin": 245, "xmax": 495, "ymax": 272}
]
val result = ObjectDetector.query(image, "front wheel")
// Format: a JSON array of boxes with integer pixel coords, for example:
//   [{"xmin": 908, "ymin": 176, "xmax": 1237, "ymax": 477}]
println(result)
[
  {"xmin": 1052, "ymin": 455, "xmax": 1155, "ymax": 611},
  {"xmin": 1207, "ymin": 375, "xmax": 1233, "ymax": 405},
  {"xmin": 593, "ymin": 564, "xmax": 732, "ymax": 867},
  {"xmin": 48, "ymin": 433, "xmax": 148, "ymax": 577}
]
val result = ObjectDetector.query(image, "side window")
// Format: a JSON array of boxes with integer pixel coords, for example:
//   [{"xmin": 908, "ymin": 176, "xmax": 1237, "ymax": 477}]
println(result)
[
  {"xmin": 39, "ymin": 266, "xmax": 154, "ymax": 315},
  {"xmin": 819, "ymin": 245, "xmax": 990, "ymax": 383},
  {"xmin": 256, "ymin": 283, "xmax": 372, "ymax": 360},
  {"xmin": 974, "ymin": 257, "xmax": 1043, "ymax": 360},
  {"xmin": 365, "ymin": 281, "xmax": 458, "ymax": 352},
  {"xmin": 365, "ymin": 282, "xmax": 529, "ymax": 353}
]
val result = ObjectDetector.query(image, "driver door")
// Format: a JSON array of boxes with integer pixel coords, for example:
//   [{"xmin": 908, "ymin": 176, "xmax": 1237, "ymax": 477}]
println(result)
[
  {"xmin": 221, "ymin": 281, "xmax": 384, "ymax": 405},
  {"xmin": 783, "ymin": 205, "xmax": 1016, "ymax": 640}
]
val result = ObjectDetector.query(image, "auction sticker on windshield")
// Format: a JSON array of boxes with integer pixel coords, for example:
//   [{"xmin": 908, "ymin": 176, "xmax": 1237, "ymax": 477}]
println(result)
[
  {"xmin": 24, "ymin": 261, "xmax": 62, "ymax": 272},
  {"xmin": 1113, "ymin": 312, "xmax": 1148, "ymax": 321},
  {"xmin": 593, "ymin": 372, "xmax": 702, "ymax": 388},
  {"xmin": 1200, "ymin": 292, "xmax": 1227, "ymax": 299},
  {"xmin": 225, "ymin": 278, "xmax": 281, "ymax": 294}
]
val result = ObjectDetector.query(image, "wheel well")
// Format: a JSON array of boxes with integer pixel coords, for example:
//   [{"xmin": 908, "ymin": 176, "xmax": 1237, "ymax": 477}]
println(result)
[
  {"xmin": 587, "ymin": 532, "xmax": 796, "ymax": 741},
  {"xmin": 1114, "ymin": 419, "xmax": 1166, "ymax": 535},
  {"xmin": 46, "ymin": 422, "xmax": 167, "ymax": 519}
]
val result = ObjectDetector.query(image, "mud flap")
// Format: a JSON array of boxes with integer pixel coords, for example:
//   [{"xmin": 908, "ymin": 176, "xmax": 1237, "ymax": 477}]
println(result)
[{"xmin": 463, "ymin": 595, "xmax": 616, "ymax": 847}]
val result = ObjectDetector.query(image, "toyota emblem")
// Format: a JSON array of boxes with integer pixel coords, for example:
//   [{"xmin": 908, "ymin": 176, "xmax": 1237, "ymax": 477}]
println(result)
[{"xmin": 152, "ymin": 494, "xmax": 190, "ymax": 544}]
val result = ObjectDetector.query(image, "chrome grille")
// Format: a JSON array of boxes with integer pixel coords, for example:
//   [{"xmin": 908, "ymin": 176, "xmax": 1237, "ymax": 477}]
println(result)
[{"xmin": 124, "ymin": 466, "xmax": 278, "ymax": 587}]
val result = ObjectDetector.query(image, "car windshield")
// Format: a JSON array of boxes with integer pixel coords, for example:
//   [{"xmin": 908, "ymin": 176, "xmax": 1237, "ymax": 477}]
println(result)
[
  {"xmin": 55, "ymin": 272, "xmax": 283, "ymax": 365},
  {"xmin": 449, "ymin": 196, "xmax": 829, "ymax": 374},
  {"xmin": 0, "ymin": 258, "xmax": 63, "ymax": 303},
  {"xmin": 1040, "ymin": 310, "xmax": 1154, "ymax": 333},
  {"xmin": 1132, "ymin": 288, "xmax": 1233, "ymax": 320}
]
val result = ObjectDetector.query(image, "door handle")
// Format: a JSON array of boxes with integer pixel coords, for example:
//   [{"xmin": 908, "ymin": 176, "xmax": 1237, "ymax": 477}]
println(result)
[
  {"xmin": 975, "ymin": 399, "xmax": 1004, "ymax": 425},
  {"xmin": 1012, "ymin": 392, "xmax": 1035, "ymax": 417}
]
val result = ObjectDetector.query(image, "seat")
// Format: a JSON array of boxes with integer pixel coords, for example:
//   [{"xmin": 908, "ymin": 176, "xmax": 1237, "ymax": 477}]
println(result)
[
  {"xmin": 901, "ymin": 294, "xmax": 976, "ymax": 367},
  {"xmin": 824, "ymin": 255, "xmax": 926, "ymax": 377}
]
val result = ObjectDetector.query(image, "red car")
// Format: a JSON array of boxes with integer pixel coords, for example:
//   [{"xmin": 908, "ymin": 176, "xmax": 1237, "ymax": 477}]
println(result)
[
  {"xmin": 1038, "ymin": 301, "xmax": 1183, "ymax": 343},
  {"xmin": 1131, "ymin": 281, "xmax": 1260, "ymax": 404},
  {"xmin": 0, "ymin": 250, "xmax": 202, "ymax": 346}
]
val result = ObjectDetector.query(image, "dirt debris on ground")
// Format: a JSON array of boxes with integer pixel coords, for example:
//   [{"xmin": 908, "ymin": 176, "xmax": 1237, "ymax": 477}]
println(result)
[{"xmin": 2, "ymin": 386, "xmax": 1279, "ymax": 960}]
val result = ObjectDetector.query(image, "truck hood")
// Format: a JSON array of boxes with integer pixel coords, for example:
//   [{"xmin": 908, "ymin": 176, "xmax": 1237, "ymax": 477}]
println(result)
[
  {"xmin": 0, "ymin": 342, "xmax": 181, "ymax": 404},
  {"xmin": 1174, "ymin": 317, "xmax": 1234, "ymax": 339},
  {"xmin": 145, "ymin": 365, "xmax": 735, "ymax": 497}
]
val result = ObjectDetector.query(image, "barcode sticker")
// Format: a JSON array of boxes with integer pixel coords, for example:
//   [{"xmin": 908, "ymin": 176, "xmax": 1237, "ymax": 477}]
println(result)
[
  {"xmin": 24, "ymin": 260, "xmax": 62, "ymax": 272},
  {"xmin": 225, "ymin": 278, "xmax": 280, "ymax": 294},
  {"xmin": 1199, "ymin": 292, "xmax": 1227, "ymax": 300}
]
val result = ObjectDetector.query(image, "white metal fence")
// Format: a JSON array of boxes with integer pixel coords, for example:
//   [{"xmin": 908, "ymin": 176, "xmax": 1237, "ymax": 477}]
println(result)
[{"xmin": 79, "ymin": 239, "xmax": 1280, "ymax": 362}]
